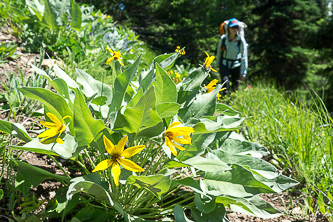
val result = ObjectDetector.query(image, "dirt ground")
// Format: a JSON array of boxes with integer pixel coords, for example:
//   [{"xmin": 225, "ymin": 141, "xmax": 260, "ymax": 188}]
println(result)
[{"xmin": 0, "ymin": 30, "xmax": 330, "ymax": 221}]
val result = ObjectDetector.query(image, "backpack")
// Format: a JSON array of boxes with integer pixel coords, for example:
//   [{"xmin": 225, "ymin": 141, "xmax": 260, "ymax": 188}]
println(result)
[{"xmin": 219, "ymin": 20, "xmax": 247, "ymax": 55}]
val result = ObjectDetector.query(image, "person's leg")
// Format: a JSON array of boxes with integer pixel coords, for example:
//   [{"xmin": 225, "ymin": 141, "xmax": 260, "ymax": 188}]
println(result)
[
  {"xmin": 219, "ymin": 64, "xmax": 231, "ymax": 95},
  {"xmin": 230, "ymin": 66, "xmax": 241, "ymax": 91}
]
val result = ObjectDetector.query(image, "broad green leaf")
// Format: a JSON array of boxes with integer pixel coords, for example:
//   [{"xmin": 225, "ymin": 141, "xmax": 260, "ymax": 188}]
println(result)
[
  {"xmin": 9, "ymin": 6, "xmax": 30, "ymax": 20},
  {"xmin": 126, "ymin": 88, "xmax": 143, "ymax": 108},
  {"xmin": 139, "ymin": 69, "xmax": 155, "ymax": 94},
  {"xmin": 174, "ymin": 205, "xmax": 194, "ymax": 222},
  {"xmin": 154, "ymin": 63, "xmax": 177, "ymax": 104},
  {"xmin": 10, "ymin": 135, "xmax": 77, "ymax": 159},
  {"xmin": 215, "ymin": 103, "xmax": 240, "ymax": 116},
  {"xmin": 204, "ymin": 164, "xmax": 275, "ymax": 196},
  {"xmin": 191, "ymin": 203, "xmax": 228, "ymax": 222},
  {"xmin": 109, "ymin": 55, "xmax": 141, "ymax": 113},
  {"xmin": 41, "ymin": 0, "xmax": 61, "ymax": 30},
  {"xmin": 14, "ymin": 160, "xmax": 70, "ymax": 186},
  {"xmin": 156, "ymin": 102, "xmax": 180, "ymax": 119},
  {"xmin": 219, "ymin": 134, "xmax": 269, "ymax": 158},
  {"xmin": 54, "ymin": 64, "xmax": 79, "ymax": 89},
  {"xmin": 76, "ymin": 68, "xmax": 112, "ymax": 104},
  {"xmin": 54, "ymin": 0, "xmax": 70, "ymax": 24},
  {"xmin": 195, "ymin": 193, "xmax": 216, "ymax": 214},
  {"xmin": 211, "ymin": 149, "xmax": 276, "ymax": 174},
  {"xmin": 178, "ymin": 67, "xmax": 207, "ymax": 91},
  {"xmin": 26, "ymin": 0, "xmax": 44, "ymax": 21},
  {"xmin": 173, "ymin": 177, "xmax": 205, "ymax": 195},
  {"xmin": 67, "ymin": 173, "xmax": 124, "ymax": 215},
  {"xmin": 150, "ymin": 52, "xmax": 179, "ymax": 71},
  {"xmin": 114, "ymin": 87, "xmax": 163, "ymax": 138},
  {"xmin": 183, "ymin": 156, "xmax": 231, "ymax": 172},
  {"xmin": 178, "ymin": 85, "xmax": 221, "ymax": 122},
  {"xmin": 0, "ymin": 119, "xmax": 32, "ymax": 142},
  {"xmin": 252, "ymin": 173, "xmax": 299, "ymax": 193},
  {"xmin": 216, "ymin": 196, "xmax": 282, "ymax": 219},
  {"xmin": 73, "ymin": 89, "xmax": 105, "ymax": 147},
  {"xmin": 70, "ymin": 0, "xmax": 82, "ymax": 30},
  {"xmin": 19, "ymin": 87, "xmax": 73, "ymax": 132},
  {"xmin": 127, "ymin": 175, "xmax": 172, "ymax": 199},
  {"xmin": 28, "ymin": 64, "xmax": 72, "ymax": 102}
]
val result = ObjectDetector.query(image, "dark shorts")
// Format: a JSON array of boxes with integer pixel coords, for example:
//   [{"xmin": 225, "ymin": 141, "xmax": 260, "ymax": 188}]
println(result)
[{"xmin": 219, "ymin": 64, "xmax": 241, "ymax": 94}]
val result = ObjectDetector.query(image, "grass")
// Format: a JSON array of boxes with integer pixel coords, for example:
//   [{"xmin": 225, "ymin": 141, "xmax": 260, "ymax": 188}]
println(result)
[{"xmin": 227, "ymin": 83, "xmax": 333, "ymax": 217}]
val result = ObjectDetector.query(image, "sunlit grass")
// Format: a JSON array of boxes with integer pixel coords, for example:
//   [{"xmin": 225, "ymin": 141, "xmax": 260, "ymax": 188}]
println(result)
[{"xmin": 230, "ymin": 84, "xmax": 333, "ymax": 207}]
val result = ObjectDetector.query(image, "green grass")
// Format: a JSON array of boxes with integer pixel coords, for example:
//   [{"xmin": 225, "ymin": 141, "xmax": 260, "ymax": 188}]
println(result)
[{"xmin": 228, "ymin": 84, "xmax": 333, "ymax": 216}]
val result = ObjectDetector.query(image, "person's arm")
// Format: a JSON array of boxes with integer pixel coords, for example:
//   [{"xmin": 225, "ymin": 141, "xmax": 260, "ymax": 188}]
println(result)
[
  {"xmin": 240, "ymin": 37, "xmax": 248, "ymax": 78},
  {"xmin": 216, "ymin": 35, "xmax": 225, "ymax": 68}
]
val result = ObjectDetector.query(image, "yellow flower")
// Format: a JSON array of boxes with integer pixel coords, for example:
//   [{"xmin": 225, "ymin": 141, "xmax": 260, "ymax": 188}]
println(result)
[
  {"xmin": 37, "ymin": 113, "xmax": 71, "ymax": 144},
  {"xmin": 217, "ymin": 93, "xmax": 221, "ymax": 100},
  {"xmin": 130, "ymin": 49, "xmax": 134, "ymax": 53},
  {"xmin": 92, "ymin": 135, "xmax": 145, "ymax": 186},
  {"xmin": 175, "ymin": 46, "xmax": 185, "ymax": 55},
  {"xmin": 105, "ymin": 47, "xmax": 124, "ymax": 66},
  {"xmin": 205, "ymin": 79, "xmax": 218, "ymax": 93},
  {"xmin": 204, "ymin": 52, "xmax": 217, "ymax": 72},
  {"xmin": 164, "ymin": 122, "xmax": 195, "ymax": 156},
  {"xmin": 175, "ymin": 72, "xmax": 181, "ymax": 78}
]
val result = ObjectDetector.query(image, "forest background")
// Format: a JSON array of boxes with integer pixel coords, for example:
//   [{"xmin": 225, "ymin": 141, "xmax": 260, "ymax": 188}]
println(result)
[{"xmin": 79, "ymin": 0, "xmax": 333, "ymax": 112}]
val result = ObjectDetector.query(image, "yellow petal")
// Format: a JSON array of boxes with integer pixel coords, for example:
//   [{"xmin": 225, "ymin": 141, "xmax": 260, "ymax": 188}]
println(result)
[
  {"xmin": 116, "ymin": 136, "xmax": 127, "ymax": 154},
  {"xmin": 118, "ymin": 158, "xmax": 144, "ymax": 172},
  {"xmin": 112, "ymin": 162, "xmax": 121, "ymax": 186},
  {"xmin": 211, "ymin": 67, "xmax": 217, "ymax": 72},
  {"xmin": 122, "ymin": 145, "xmax": 145, "ymax": 158},
  {"xmin": 56, "ymin": 137, "xmax": 64, "ymax": 144},
  {"xmin": 92, "ymin": 159, "xmax": 113, "ymax": 172},
  {"xmin": 103, "ymin": 135, "xmax": 115, "ymax": 155},
  {"xmin": 37, "ymin": 128, "xmax": 59, "ymax": 138},
  {"xmin": 46, "ymin": 113, "xmax": 62, "ymax": 126},
  {"xmin": 172, "ymin": 141, "xmax": 186, "ymax": 151},
  {"xmin": 205, "ymin": 52, "xmax": 209, "ymax": 57},
  {"xmin": 172, "ymin": 137, "xmax": 191, "ymax": 145},
  {"xmin": 40, "ymin": 121, "xmax": 58, "ymax": 128},
  {"xmin": 167, "ymin": 122, "xmax": 181, "ymax": 130},
  {"xmin": 165, "ymin": 137, "xmax": 177, "ymax": 156}
]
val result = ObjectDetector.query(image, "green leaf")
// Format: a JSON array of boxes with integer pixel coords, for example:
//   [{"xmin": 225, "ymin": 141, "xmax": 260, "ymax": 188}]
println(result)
[
  {"xmin": 191, "ymin": 203, "xmax": 228, "ymax": 222},
  {"xmin": 218, "ymin": 133, "xmax": 269, "ymax": 158},
  {"xmin": 70, "ymin": 0, "xmax": 82, "ymax": 30},
  {"xmin": 9, "ymin": 6, "xmax": 30, "ymax": 20},
  {"xmin": 178, "ymin": 68, "xmax": 207, "ymax": 92},
  {"xmin": 216, "ymin": 195, "xmax": 282, "ymax": 219},
  {"xmin": 54, "ymin": 0, "xmax": 70, "ymax": 24},
  {"xmin": 0, "ymin": 119, "xmax": 32, "ymax": 142},
  {"xmin": 109, "ymin": 55, "xmax": 141, "ymax": 113},
  {"xmin": 156, "ymin": 102, "xmax": 180, "ymax": 119},
  {"xmin": 174, "ymin": 204, "xmax": 194, "ymax": 222},
  {"xmin": 73, "ymin": 89, "xmax": 105, "ymax": 147},
  {"xmin": 54, "ymin": 64, "xmax": 79, "ymax": 89},
  {"xmin": 26, "ymin": 0, "xmax": 44, "ymax": 21},
  {"xmin": 203, "ymin": 164, "xmax": 275, "ymax": 197},
  {"xmin": 154, "ymin": 63, "xmax": 177, "ymax": 104},
  {"xmin": 127, "ymin": 175, "xmax": 172, "ymax": 199},
  {"xmin": 215, "ymin": 103, "xmax": 240, "ymax": 116},
  {"xmin": 195, "ymin": 193, "xmax": 216, "ymax": 213},
  {"xmin": 183, "ymin": 156, "xmax": 231, "ymax": 172},
  {"xmin": 14, "ymin": 160, "xmax": 70, "ymax": 186},
  {"xmin": 76, "ymin": 68, "xmax": 112, "ymax": 104},
  {"xmin": 67, "ymin": 173, "xmax": 124, "ymax": 215},
  {"xmin": 41, "ymin": 0, "xmax": 61, "ymax": 30},
  {"xmin": 178, "ymin": 85, "xmax": 221, "ymax": 122},
  {"xmin": 151, "ymin": 52, "xmax": 179, "ymax": 71},
  {"xmin": 10, "ymin": 135, "xmax": 77, "ymax": 159},
  {"xmin": 114, "ymin": 86, "xmax": 163, "ymax": 138},
  {"xmin": 19, "ymin": 87, "xmax": 74, "ymax": 133},
  {"xmin": 0, "ymin": 189, "xmax": 3, "ymax": 201}
]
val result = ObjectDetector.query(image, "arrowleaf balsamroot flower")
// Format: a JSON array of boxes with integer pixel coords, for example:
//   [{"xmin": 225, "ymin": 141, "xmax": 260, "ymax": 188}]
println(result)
[
  {"xmin": 105, "ymin": 46, "xmax": 124, "ymax": 66},
  {"xmin": 165, "ymin": 122, "xmax": 195, "ymax": 156},
  {"xmin": 37, "ymin": 113, "xmax": 71, "ymax": 144},
  {"xmin": 204, "ymin": 52, "xmax": 217, "ymax": 72},
  {"xmin": 92, "ymin": 135, "xmax": 145, "ymax": 186},
  {"xmin": 175, "ymin": 46, "xmax": 185, "ymax": 55},
  {"xmin": 205, "ymin": 79, "xmax": 226, "ymax": 100}
]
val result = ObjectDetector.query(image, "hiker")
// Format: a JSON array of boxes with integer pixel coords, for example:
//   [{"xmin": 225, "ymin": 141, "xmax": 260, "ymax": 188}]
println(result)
[{"xmin": 216, "ymin": 18, "xmax": 248, "ymax": 94}]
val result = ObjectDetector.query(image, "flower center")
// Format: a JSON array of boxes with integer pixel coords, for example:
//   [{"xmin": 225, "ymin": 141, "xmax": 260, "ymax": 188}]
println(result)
[
  {"xmin": 165, "ymin": 131, "xmax": 173, "ymax": 140},
  {"xmin": 111, "ymin": 153, "xmax": 121, "ymax": 162}
]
